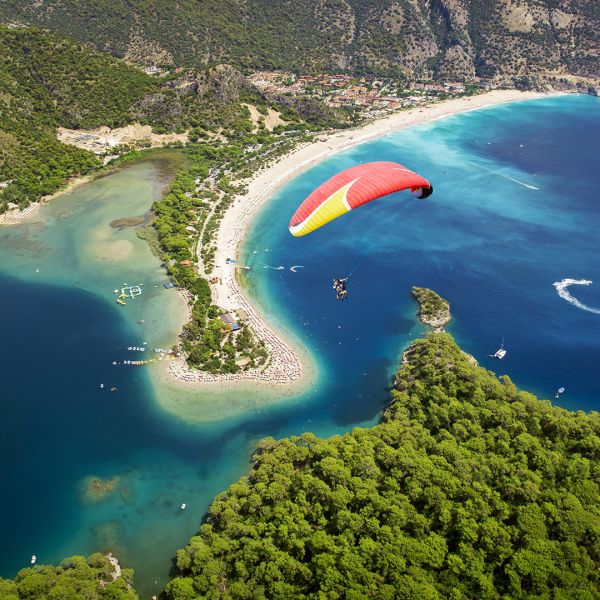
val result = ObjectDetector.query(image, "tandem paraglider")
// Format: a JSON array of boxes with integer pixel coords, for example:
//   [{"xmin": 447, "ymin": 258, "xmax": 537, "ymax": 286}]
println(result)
[
  {"xmin": 333, "ymin": 277, "xmax": 349, "ymax": 301},
  {"xmin": 288, "ymin": 161, "xmax": 433, "ymax": 299}
]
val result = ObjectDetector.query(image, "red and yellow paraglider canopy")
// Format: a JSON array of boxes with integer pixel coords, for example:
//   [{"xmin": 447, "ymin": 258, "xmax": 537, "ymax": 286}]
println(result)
[{"xmin": 288, "ymin": 161, "xmax": 432, "ymax": 237}]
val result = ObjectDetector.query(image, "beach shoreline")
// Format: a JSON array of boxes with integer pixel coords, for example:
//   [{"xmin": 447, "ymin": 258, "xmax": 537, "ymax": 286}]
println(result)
[
  {"xmin": 0, "ymin": 148, "xmax": 185, "ymax": 227},
  {"xmin": 0, "ymin": 173, "xmax": 99, "ymax": 226},
  {"xmin": 151, "ymin": 280, "xmax": 320, "ymax": 422},
  {"xmin": 160, "ymin": 90, "xmax": 555, "ymax": 403}
]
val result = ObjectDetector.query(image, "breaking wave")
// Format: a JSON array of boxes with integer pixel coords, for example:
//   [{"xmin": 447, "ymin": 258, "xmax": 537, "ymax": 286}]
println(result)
[{"xmin": 553, "ymin": 278, "xmax": 600, "ymax": 314}]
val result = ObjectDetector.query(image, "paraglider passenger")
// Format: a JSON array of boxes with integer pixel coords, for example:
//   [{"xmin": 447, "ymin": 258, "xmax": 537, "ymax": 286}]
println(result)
[{"xmin": 333, "ymin": 277, "xmax": 348, "ymax": 300}]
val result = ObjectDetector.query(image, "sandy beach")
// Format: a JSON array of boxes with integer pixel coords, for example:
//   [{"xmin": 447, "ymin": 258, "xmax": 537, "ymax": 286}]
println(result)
[
  {"xmin": 0, "ymin": 202, "xmax": 42, "ymax": 225},
  {"xmin": 164, "ymin": 89, "xmax": 552, "ymax": 396}
]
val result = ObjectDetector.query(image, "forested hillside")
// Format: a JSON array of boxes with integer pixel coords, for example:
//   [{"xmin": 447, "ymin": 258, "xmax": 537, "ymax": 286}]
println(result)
[
  {"xmin": 167, "ymin": 332, "xmax": 600, "ymax": 599},
  {"xmin": 0, "ymin": 26, "xmax": 341, "ymax": 212},
  {"xmin": 1, "ymin": 0, "xmax": 599, "ymax": 84},
  {"xmin": 0, "ymin": 26, "xmax": 154, "ymax": 210}
]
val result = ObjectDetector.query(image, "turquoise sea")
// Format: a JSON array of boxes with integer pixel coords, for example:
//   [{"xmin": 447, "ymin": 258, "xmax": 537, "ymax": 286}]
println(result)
[{"xmin": 1, "ymin": 95, "xmax": 599, "ymax": 597}]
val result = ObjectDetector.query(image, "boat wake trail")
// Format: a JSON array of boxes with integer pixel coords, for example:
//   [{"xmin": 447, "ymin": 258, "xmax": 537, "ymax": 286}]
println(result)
[
  {"xmin": 553, "ymin": 278, "xmax": 600, "ymax": 314},
  {"xmin": 290, "ymin": 265, "xmax": 305, "ymax": 273},
  {"xmin": 474, "ymin": 163, "xmax": 539, "ymax": 190},
  {"xmin": 498, "ymin": 173, "xmax": 539, "ymax": 190},
  {"xmin": 261, "ymin": 264, "xmax": 285, "ymax": 270}
]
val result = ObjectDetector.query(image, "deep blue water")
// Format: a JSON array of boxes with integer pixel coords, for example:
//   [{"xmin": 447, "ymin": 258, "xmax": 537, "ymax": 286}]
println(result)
[
  {"xmin": 245, "ymin": 95, "xmax": 600, "ymax": 414},
  {"xmin": 1, "ymin": 95, "xmax": 599, "ymax": 596}
]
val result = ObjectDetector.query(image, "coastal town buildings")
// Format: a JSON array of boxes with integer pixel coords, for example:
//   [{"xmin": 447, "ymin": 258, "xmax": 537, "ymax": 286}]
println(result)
[{"xmin": 249, "ymin": 71, "xmax": 472, "ymax": 120}]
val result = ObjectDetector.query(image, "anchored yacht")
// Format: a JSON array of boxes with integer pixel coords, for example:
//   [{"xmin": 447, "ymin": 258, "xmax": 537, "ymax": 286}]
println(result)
[{"xmin": 491, "ymin": 339, "xmax": 506, "ymax": 360}]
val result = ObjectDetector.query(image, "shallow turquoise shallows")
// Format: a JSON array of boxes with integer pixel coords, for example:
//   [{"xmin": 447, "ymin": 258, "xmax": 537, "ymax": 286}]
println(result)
[{"xmin": 1, "ymin": 95, "xmax": 599, "ymax": 598}]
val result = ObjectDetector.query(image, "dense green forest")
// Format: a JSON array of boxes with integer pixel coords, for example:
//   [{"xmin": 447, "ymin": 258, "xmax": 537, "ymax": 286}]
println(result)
[
  {"xmin": 166, "ymin": 331, "xmax": 600, "ymax": 599},
  {"xmin": 0, "ymin": 554, "xmax": 138, "ymax": 600},
  {"xmin": 0, "ymin": 26, "xmax": 154, "ymax": 211},
  {"xmin": 1, "ymin": 0, "xmax": 599, "ymax": 83}
]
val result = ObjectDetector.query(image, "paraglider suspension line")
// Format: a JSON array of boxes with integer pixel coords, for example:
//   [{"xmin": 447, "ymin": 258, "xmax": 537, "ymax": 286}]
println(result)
[{"xmin": 347, "ymin": 240, "xmax": 370, "ymax": 278}]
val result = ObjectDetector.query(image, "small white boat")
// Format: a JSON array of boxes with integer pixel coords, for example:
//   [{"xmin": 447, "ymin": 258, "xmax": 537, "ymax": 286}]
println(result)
[
  {"xmin": 31, "ymin": 555, "xmax": 36, "ymax": 564},
  {"xmin": 555, "ymin": 387, "xmax": 565, "ymax": 399},
  {"xmin": 491, "ymin": 338, "xmax": 506, "ymax": 360},
  {"xmin": 180, "ymin": 503, "xmax": 186, "ymax": 510},
  {"xmin": 493, "ymin": 347, "xmax": 506, "ymax": 360}
]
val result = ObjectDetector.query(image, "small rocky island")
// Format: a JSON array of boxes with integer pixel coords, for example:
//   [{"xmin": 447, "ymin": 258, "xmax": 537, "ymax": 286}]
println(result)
[{"xmin": 411, "ymin": 286, "xmax": 451, "ymax": 331}]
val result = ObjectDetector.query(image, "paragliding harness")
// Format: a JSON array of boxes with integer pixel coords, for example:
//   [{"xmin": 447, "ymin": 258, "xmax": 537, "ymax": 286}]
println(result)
[{"xmin": 333, "ymin": 277, "xmax": 349, "ymax": 301}]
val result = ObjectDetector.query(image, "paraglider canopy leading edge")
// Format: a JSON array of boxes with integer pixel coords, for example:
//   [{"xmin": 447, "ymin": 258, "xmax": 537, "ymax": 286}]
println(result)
[{"xmin": 288, "ymin": 161, "xmax": 433, "ymax": 237}]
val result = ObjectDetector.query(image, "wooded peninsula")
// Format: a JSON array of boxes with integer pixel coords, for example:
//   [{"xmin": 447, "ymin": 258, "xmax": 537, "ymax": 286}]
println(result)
[{"xmin": 3, "ymin": 292, "xmax": 600, "ymax": 599}]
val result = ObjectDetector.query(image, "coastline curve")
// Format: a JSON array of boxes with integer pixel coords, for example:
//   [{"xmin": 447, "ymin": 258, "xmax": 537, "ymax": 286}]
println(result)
[{"xmin": 157, "ymin": 90, "xmax": 559, "ymax": 422}]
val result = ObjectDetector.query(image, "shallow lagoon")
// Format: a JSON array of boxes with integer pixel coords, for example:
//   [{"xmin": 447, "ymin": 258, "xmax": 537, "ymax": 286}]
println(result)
[
  {"xmin": 1, "ymin": 96, "xmax": 599, "ymax": 597},
  {"xmin": 0, "ymin": 159, "xmax": 259, "ymax": 595},
  {"xmin": 0, "ymin": 157, "xmax": 361, "ymax": 597}
]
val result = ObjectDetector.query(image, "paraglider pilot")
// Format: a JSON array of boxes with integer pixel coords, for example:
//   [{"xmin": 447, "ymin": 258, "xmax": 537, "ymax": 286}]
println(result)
[{"xmin": 333, "ymin": 277, "xmax": 349, "ymax": 300}]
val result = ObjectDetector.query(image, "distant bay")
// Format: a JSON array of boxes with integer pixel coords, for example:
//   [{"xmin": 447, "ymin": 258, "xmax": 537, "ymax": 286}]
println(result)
[
  {"xmin": 244, "ymin": 94, "xmax": 600, "ymax": 414},
  {"xmin": 0, "ymin": 95, "xmax": 599, "ymax": 599}
]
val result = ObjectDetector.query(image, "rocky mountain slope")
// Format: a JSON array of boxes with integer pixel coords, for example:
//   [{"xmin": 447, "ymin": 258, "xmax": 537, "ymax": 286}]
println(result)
[{"xmin": 1, "ymin": 0, "xmax": 598, "ymax": 85}]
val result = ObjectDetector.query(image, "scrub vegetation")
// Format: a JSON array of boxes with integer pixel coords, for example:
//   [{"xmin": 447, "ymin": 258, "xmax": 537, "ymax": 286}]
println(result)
[{"xmin": 411, "ymin": 286, "xmax": 451, "ymax": 328}]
